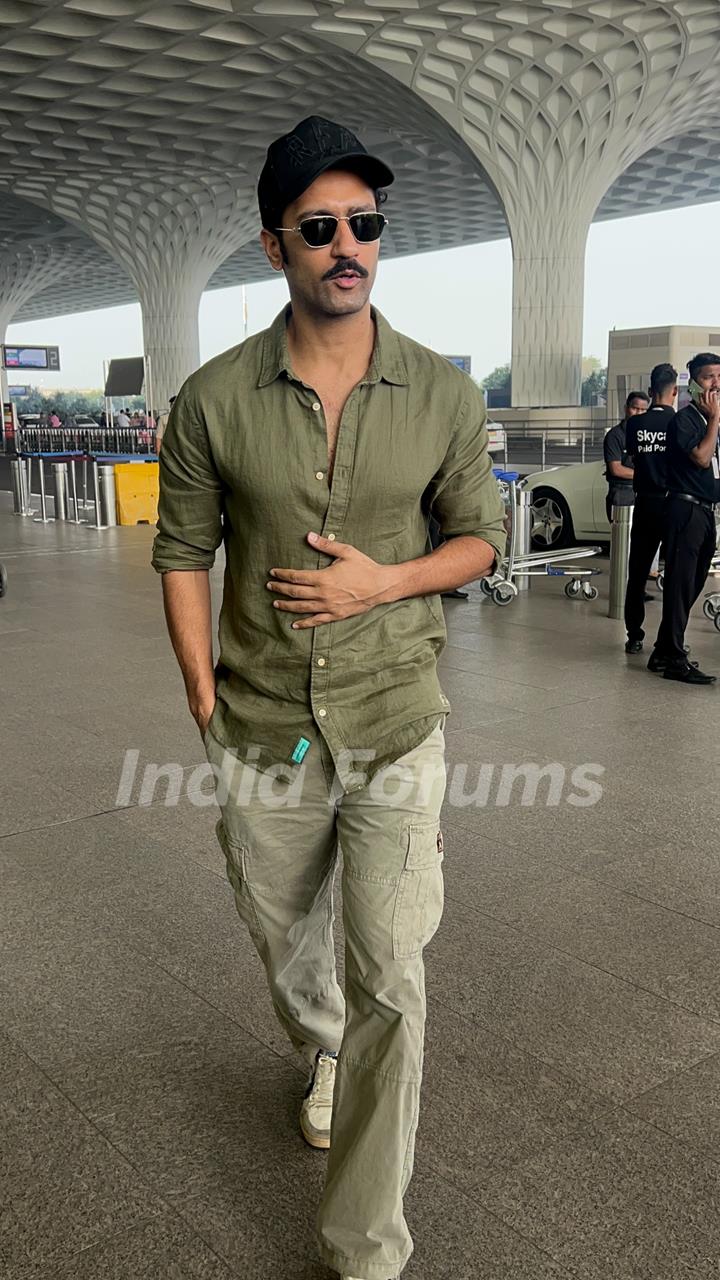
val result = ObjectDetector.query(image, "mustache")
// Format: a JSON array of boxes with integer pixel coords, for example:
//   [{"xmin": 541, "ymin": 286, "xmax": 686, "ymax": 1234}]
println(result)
[{"xmin": 323, "ymin": 260, "xmax": 369, "ymax": 281}]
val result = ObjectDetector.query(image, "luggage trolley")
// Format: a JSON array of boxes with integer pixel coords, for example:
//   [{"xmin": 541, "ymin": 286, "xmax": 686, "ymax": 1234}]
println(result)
[
  {"xmin": 659, "ymin": 521, "xmax": 720, "ymax": 634},
  {"xmin": 482, "ymin": 469, "xmax": 602, "ymax": 607},
  {"xmin": 702, "ymin": 550, "xmax": 720, "ymax": 633}
]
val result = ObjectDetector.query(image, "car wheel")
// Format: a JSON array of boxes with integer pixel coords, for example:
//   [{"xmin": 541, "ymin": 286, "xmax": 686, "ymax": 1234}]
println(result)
[{"xmin": 530, "ymin": 487, "xmax": 574, "ymax": 551}]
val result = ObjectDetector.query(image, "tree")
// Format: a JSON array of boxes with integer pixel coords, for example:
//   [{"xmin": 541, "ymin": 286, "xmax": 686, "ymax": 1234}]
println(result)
[
  {"xmin": 581, "ymin": 366, "xmax": 607, "ymax": 407},
  {"xmin": 581, "ymin": 355, "xmax": 601, "ymax": 382},
  {"xmin": 12, "ymin": 387, "xmax": 146, "ymax": 417},
  {"xmin": 481, "ymin": 363, "xmax": 511, "ymax": 393}
]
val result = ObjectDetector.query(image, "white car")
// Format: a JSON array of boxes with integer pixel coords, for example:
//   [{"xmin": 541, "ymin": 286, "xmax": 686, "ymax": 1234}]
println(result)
[{"xmin": 524, "ymin": 460, "xmax": 611, "ymax": 550}]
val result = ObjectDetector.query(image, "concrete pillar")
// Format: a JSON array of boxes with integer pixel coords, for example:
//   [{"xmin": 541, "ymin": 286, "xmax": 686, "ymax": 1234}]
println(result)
[
  {"xmin": 0, "ymin": 318, "xmax": 9, "ymax": 406},
  {"xmin": 0, "ymin": 245, "xmax": 85, "ymax": 407},
  {"xmin": 138, "ymin": 271, "xmax": 205, "ymax": 413},
  {"xmin": 508, "ymin": 211, "xmax": 589, "ymax": 408},
  {"xmin": 11, "ymin": 178, "xmax": 257, "ymax": 412}
]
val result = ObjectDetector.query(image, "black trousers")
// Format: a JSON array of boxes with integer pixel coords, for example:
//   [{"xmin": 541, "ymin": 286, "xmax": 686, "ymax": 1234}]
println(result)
[
  {"xmin": 654, "ymin": 497, "xmax": 716, "ymax": 661},
  {"xmin": 624, "ymin": 493, "xmax": 665, "ymax": 643}
]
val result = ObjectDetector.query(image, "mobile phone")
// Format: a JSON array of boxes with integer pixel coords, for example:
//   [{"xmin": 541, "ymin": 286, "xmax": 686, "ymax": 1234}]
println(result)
[{"xmin": 689, "ymin": 378, "xmax": 705, "ymax": 402}]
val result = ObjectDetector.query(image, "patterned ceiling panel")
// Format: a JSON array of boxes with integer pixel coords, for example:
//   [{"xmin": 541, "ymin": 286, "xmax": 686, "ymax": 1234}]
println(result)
[{"xmin": 0, "ymin": 0, "xmax": 717, "ymax": 323}]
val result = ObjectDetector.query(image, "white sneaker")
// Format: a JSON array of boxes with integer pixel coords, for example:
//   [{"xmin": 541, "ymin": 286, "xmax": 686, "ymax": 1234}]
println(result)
[{"xmin": 300, "ymin": 1049, "xmax": 336, "ymax": 1149}]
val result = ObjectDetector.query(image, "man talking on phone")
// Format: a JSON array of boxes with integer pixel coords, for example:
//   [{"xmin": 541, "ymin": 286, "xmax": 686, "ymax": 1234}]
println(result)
[{"xmin": 650, "ymin": 352, "xmax": 720, "ymax": 684}]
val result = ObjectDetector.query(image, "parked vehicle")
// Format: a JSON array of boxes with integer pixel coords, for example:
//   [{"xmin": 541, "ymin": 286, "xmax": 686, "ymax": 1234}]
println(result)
[{"xmin": 524, "ymin": 460, "xmax": 610, "ymax": 550}]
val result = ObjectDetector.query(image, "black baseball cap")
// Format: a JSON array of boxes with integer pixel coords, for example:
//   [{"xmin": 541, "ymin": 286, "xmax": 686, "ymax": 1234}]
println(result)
[{"xmin": 258, "ymin": 115, "xmax": 394, "ymax": 230}]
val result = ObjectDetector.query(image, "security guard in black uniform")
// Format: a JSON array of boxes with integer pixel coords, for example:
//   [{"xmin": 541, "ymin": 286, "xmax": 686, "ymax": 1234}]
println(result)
[
  {"xmin": 623, "ymin": 364, "xmax": 677, "ymax": 654},
  {"xmin": 603, "ymin": 390, "xmax": 648, "ymax": 522},
  {"xmin": 650, "ymin": 352, "xmax": 720, "ymax": 684}
]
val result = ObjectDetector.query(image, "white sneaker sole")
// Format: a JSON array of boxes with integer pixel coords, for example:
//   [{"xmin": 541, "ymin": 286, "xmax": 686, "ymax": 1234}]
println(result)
[{"xmin": 300, "ymin": 1111, "xmax": 330, "ymax": 1150}]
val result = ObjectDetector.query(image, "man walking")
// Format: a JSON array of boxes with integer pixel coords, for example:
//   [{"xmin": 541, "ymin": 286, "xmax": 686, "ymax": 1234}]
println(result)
[
  {"xmin": 623, "ymin": 365, "xmax": 677, "ymax": 654},
  {"xmin": 152, "ymin": 116, "xmax": 506, "ymax": 1279},
  {"xmin": 650, "ymin": 352, "xmax": 720, "ymax": 684}
]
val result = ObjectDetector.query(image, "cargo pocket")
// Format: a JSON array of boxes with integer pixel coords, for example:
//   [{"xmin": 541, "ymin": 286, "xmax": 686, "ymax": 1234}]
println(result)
[
  {"xmin": 216, "ymin": 820, "xmax": 266, "ymax": 949},
  {"xmin": 392, "ymin": 822, "xmax": 445, "ymax": 960}
]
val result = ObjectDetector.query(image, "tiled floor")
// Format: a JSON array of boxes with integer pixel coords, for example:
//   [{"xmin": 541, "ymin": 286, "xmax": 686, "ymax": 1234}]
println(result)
[{"xmin": 1, "ymin": 493, "xmax": 720, "ymax": 1279}]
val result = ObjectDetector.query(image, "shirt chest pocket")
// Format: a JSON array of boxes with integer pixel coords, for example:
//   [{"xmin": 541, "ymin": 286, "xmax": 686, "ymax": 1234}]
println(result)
[{"xmin": 392, "ymin": 821, "xmax": 445, "ymax": 960}]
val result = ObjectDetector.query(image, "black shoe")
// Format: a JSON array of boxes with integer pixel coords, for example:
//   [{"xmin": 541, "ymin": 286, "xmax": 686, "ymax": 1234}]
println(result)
[
  {"xmin": 442, "ymin": 589, "xmax": 469, "ymax": 600},
  {"xmin": 648, "ymin": 651, "xmax": 698, "ymax": 673},
  {"xmin": 663, "ymin": 663, "xmax": 716, "ymax": 685},
  {"xmin": 625, "ymin": 639, "xmax": 643, "ymax": 654}
]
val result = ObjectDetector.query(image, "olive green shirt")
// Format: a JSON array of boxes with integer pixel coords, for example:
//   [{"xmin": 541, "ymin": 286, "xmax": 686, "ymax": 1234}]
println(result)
[{"xmin": 152, "ymin": 306, "xmax": 506, "ymax": 791}]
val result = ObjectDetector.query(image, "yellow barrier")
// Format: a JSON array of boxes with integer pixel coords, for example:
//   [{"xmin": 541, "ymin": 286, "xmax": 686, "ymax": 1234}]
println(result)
[{"xmin": 114, "ymin": 461, "xmax": 159, "ymax": 526}]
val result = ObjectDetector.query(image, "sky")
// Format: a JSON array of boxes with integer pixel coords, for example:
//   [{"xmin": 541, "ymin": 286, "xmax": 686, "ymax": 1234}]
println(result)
[{"xmin": 7, "ymin": 200, "xmax": 720, "ymax": 394}]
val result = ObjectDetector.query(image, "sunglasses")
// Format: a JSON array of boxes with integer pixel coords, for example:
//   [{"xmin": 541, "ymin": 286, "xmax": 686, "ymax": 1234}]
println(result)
[{"xmin": 275, "ymin": 211, "xmax": 388, "ymax": 249}]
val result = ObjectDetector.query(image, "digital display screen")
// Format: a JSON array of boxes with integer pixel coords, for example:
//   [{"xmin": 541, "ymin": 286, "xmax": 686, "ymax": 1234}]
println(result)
[
  {"xmin": 3, "ymin": 346, "xmax": 49, "ymax": 369},
  {"xmin": 443, "ymin": 355, "xmax": 472, "ymax": 374}
]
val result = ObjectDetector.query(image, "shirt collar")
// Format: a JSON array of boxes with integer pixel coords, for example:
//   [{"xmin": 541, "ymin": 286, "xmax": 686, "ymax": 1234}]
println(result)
[{"xmin": 257, "ymin": 304, "xmax": 409, "ymax": 388}]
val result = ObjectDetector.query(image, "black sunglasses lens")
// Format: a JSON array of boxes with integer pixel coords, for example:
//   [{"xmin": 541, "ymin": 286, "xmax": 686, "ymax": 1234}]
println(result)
[
  {"xmin": 299, "ymin": 217, "xmax": 338, "ymax": 247},
  {"xmin": 349, "ymin": 213, "xmax": 385, "ymax": 242}
]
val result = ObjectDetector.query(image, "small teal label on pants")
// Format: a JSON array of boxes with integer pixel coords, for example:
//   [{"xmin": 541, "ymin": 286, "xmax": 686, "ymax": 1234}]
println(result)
[{"xmin": 291, "ymin": 736, "xmax": 311, "ymax": 764}]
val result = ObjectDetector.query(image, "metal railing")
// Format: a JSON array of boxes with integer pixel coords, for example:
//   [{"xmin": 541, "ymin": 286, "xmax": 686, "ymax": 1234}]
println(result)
[
  {"xmin": 5, "ymin": 418, "xmax": 608, "ymax": 471},
  {"xmin": 501, "ymin": 422, "xmax": 610, "ymax": 470},
  {"xmin": 12, "ymin": 424, "xmax": 157, "ymax": 456}
]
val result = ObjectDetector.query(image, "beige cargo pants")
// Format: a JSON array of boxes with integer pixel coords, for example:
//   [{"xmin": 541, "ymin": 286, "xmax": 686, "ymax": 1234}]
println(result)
[{"xmin": 205, "ymin": 722, "xmax": 447, "ymax": 1280}]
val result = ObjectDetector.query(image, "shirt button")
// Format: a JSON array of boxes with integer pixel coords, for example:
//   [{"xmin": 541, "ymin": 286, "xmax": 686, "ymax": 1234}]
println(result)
[
  {"xmin": 318, "ymin": 708, "xmax": 327, "ymax": 717},
  {"xmin": 327, "ymin": 533, "xmax": 336, "ymax": 541},
  {"xmin": 317, "ymin": 657, "xmax": 326, "ymax": 667},
  {"xmin": 312, "ymin": 401, "xmax": 321, "ymax": 411},
  {"xmin": 315, "ymin": 471, "xmax": 324, "ymax": 480}
]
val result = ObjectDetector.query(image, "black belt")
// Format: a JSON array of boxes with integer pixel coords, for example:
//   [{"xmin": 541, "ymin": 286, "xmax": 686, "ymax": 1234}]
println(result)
[{"xmin": 667, "ymin": 491, "xmax": 713, "ymax": 511}]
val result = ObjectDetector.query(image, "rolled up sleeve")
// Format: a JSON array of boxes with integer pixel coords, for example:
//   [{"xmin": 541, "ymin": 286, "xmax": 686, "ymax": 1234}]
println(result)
[
  {"xmin": 429, "ymin": 383, "xmax": 507, "ymax": 566},
  {"xmin": 673, "ymin": 411, "xmax": 704, "ymax": 457},
  {"xmin": 151, "ymin": 384, "xmax": 224, "ymax": 573},
  {"xmin": 604, "ymin": 427, "xmax": 622, "ymax": 468}
]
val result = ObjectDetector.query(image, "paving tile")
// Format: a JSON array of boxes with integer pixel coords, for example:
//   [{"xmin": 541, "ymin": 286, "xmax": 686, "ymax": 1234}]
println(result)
[
  {"xmin": 1, "ymin": 1213, "xmax": 242, "ymax": 1280},
  {"xmin": 426, "ymin": 898, "xmax": 720, "ymax": 1101},
  {"xmin": 0, "ymin": 1038, "xmax": 163, "ymax": 1272},
  {"xmin": 472, "ymin": 1108, "xmax": 720, "ymax": 1279},
  {"xmin": 483, "ymin": 873, "xmax": 720, "ymax": 1020},
  {"xmin": 584, "ymin": 841, "xmax": 720, "ymax": 928},
  {"xmin": 114, "ymin": 791, "xmax": 225, "ymax": 878},
  {"xmin": 0, "ymin": 812, "xmax": 292, "ymax": 1058},
  {"xmin": 418, "ymin": 1003, "xmax": 609, "ymax": 1190},
  {"xmin": 403, "ymin": 1166, "xmax": 572, "ymax": 1280},
  {"xmin": 97, "ymin": 1052, "xmax": 327, "ymax": 1274},
  {"xmin": 626, "ymin": 1051, "xmax": 720, "ymax": 1167},
  {"xmin": 438, "ymin": 660, "xmax": 583, "ymax": 713},
  {"xmin": 0, "ymin": 897, "xmax": 284, "ymax": 1097},
  {"xmin": 441, "ymin": 789, "xmax": 647, "ymax": 864},
  {"xmin": 441, "ymin": 825, "xmax": 576, "ymax": 923}
]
